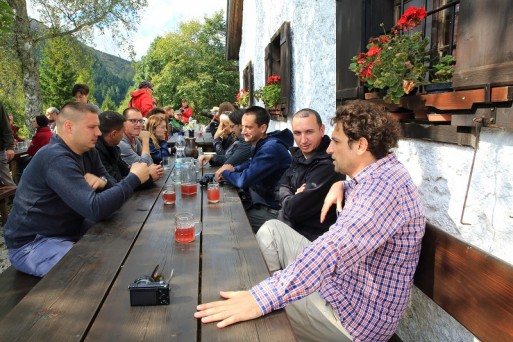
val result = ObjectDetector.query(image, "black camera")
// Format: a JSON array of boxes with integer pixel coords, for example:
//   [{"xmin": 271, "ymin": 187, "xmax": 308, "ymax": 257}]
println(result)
[
  {"xmin": 199, "ymin": 173, "xmax": 215, "ymax": 186},
  {"xmin": 128, "ymin": 276, "xmax": 170, "ymax": 306}
]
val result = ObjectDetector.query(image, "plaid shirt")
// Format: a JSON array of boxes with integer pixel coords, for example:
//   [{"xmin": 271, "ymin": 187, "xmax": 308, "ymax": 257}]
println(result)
[{"xmin": 250, "ymin": 153, "xmax": 425, "ymax": 341}]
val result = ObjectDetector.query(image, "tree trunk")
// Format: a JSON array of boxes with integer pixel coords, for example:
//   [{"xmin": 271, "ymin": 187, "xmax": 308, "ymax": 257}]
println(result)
[{"xmin": 8, "ymin": 0, "xmax": 43, "ymax": 127}]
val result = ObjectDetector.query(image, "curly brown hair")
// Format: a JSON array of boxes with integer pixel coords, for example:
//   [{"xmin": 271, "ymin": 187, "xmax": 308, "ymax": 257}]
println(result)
[{"xmin": 331, "ymin": 100, "xmax": 400, "ymax": 159}]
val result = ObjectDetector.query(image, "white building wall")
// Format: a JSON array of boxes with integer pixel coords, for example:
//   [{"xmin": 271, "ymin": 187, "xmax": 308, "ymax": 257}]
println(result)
[
  {"xmin": 238, "ymin": 1, "xmax": 513, "ymax": 341},
  {"xmin": 239, "ymin": 0, "xmax": 337, "ymax": 131}
]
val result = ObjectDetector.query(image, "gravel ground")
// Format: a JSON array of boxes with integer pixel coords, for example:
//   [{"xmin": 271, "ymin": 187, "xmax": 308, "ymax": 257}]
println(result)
[{"xmin": 0, "ymin": 227, "xmax": 11, "ymax": 274}]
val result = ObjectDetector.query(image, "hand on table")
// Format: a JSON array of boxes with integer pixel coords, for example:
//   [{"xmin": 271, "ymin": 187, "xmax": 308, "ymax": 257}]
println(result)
[
  {"xmin": 215, "ymin": 164, "xmax": 234, "ymax": 181},
  {"xmin": 84, "ymin": 173, "xmax": 107, "ymax": 191},
  {"xmin": 130, "ymin": 162, "xmax": 150, "ymax": 183},
  {"xmin": 194, "ymin": 291, "xmax": 263, "ymax": 328},
  {"xmin": 320, "ymin": 181, "xmax": 344, "ymax": 223},
  {"xmin": 149, "ymin": 163, "xmax": 164, "ymax": 181}
]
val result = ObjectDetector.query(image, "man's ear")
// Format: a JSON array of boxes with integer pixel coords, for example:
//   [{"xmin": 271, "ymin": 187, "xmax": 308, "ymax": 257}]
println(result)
[
  {"xmin": 62, "ymin": 120, "xmax": 73, "ymax": 135},
  {"xmin": 356, "ymin": 137, "xmax": 369, "ymax": 155}
]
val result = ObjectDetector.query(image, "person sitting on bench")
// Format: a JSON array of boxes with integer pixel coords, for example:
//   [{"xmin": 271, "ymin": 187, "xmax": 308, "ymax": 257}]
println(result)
[
  {"xmin": 195, "ymin": 100, "xmax": 426, "ymax": 341},
  {"xmin": 3, "ymin": 102, "xmax": 150, "ymax": 277}
]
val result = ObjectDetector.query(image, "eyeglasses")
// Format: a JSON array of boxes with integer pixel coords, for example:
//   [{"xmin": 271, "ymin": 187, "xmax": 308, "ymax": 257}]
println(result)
[{"xmin": 128, "ymin": 119, "xmax": 144, "ymax": 124}]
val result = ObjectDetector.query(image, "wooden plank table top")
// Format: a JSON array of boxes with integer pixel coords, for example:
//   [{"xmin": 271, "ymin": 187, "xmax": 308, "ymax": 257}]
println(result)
[
  {"xmin": 0, "ymin": 170, "xmax": 171, "ymax": 340},
  {"xmin": 0, "ymin": 163, "xmax": 295, "ymax": 341}
]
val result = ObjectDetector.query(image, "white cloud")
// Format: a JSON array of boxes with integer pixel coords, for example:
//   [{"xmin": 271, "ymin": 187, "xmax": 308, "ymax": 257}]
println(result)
[
  {"xmin": 28, "ymin": 0, "xmax": 226, "ymax": 60},
  {"xmin": 98, "ymin": 0, "xmax": 226, "ymax": 60}
]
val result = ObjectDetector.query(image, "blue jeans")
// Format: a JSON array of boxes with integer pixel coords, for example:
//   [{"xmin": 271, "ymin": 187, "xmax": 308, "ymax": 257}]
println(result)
[{"xmin": 8, "ymin": 235, "xmax": 74, "ymax": 277}]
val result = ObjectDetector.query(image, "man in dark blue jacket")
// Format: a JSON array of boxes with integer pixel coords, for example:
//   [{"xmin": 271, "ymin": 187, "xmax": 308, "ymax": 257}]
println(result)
[
  {"xmin": 4, "ymin": 102, "xmax": 150, "ymax": 277},
  {"xmin": 216, "ymin": 106, "xmax": 293, "ymax": 232}
]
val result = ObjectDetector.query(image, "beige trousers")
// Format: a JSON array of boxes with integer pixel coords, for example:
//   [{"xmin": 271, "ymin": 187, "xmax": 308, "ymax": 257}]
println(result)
[{"xmin": 256, "ymin": 219, "xmax": 352, "ymax": 342}]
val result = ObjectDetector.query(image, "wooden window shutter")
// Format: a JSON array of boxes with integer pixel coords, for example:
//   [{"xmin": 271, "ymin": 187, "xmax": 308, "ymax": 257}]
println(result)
[
  {"xmin": 243, "ymin": 61, "xmax": 254, "ymax": 106},
  {"xmin": 279, "ymin": 22, "xmax": 291, "ymax": 116},
  {"xmin": 264, "ymin": 22, "xmax": 291, "ymax": 118}
]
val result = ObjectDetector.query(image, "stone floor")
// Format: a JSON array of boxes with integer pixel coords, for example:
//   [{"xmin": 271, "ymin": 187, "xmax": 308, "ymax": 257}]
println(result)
[{"xmin": 0, "ymin": 225, "xmax": 11, "ymax": 274}]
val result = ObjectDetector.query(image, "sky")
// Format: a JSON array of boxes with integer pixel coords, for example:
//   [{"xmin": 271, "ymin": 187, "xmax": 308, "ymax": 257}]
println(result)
[{"xmin": 28, "ymin": 0, "xmax": 226, "ymax": 61}]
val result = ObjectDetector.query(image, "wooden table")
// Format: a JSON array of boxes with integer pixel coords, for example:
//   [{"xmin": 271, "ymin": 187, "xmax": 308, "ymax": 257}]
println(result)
[
  {"xmin": 9, "ymin": 147, "xmax": 29, "ymax": 184},
  {"xmin": 0, "ymin": 164, "xmax": 295, "ymax": 341},
  {"xmin": 168, "ymin": 132, "xmax": 214, "ymax": 152}
]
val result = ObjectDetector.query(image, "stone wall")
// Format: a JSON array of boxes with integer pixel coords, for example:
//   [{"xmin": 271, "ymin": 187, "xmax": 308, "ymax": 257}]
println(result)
[
  {"xmin": 239, "ymin": 0, "xmax": 336, "ymax": 131},
  {"xmin": 238, "ymin": 1, "xmax": 513, "ymax": 340}
]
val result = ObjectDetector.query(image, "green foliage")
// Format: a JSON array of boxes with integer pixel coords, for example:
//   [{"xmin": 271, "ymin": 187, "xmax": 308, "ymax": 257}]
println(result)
[
  {"xmin": 132, "ymin": 11, "xmax": 238, "ymax": 114},
  {"xmin": 92, "ymin": 51, "xmax": 134, "ymax": 109},
  {"xmin": 40, "ymin": 36, "xmax": 81, "ymax": 108},
  {"xmin": 101, "ymin": 93, "xmax": 116, "ymax": 111},
  {"xmin": 0, "ymin": 0, "xmax": 13, "ymax": 33},
  {"xmin": 431, "ymin": 55, "xmax": 455, "ymax": 83},
  {"xmin": 0, "ymin": 42, "xmax": 25, "ymax": 127},
  {"xmin": 254, "ymin": 75, "xmax": 281, "ymax": 108}
]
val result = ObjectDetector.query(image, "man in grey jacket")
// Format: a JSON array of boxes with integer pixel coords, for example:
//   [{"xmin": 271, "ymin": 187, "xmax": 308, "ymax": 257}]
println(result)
[{"xmin": 118, "ymin": 107, "xmax": 163, "ymax": 181}]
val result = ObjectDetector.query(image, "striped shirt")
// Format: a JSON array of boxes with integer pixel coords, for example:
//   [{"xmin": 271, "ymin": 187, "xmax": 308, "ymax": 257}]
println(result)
[{"xmin": 250, "ymin": 153, "xmax": 426, "ymax": 341}]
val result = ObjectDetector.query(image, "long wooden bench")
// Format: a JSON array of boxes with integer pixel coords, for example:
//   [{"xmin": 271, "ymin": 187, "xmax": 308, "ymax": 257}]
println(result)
[
  {"xmin": 396, "ymin": 222, "xmax": 513, "ymax": 341},
  {"xmin": 0, "ymin": 267, "xmax": 40, "ymax": 321},
  {"xmin": 0, "ymin": 185, "xmax": 16, "ymax": 225}
]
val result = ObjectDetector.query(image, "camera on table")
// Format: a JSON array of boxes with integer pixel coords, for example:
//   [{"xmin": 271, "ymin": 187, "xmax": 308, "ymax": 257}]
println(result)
[
  {"xmin": 199, "ymin": 173, "xmax": 215, "ymax": 186},
  {"xmin": 128, "ymin": 276, "xmax": 170, "ymax": 306}
]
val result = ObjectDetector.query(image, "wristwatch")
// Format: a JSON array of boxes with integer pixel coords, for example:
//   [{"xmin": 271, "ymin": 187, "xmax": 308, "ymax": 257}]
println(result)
[{"xmin": 100, "ymin": 176, "xmax": 108, "ymax": 186}]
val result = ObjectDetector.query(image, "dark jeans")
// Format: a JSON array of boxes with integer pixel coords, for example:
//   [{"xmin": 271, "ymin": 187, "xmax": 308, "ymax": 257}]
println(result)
[{"xmin": 246, "ymin": 204, "xmax": 279, "ymax": 234}]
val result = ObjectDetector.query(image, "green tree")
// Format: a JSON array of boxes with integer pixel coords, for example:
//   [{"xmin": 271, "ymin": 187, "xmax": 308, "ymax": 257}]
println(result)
[
  {"xmin": 101, "ymin": 93, "xmax": 116, "ymax": 111},
  {"xmin": 2, "ymin": 0, "xmax": 147, "ymax": 126},
  {"xmin": 40, "ymin": 36, "xmax": 80, "ymax": 108},
  {"xmin": 133, "ymin": 11, "xmax": 238, "ymax": 117}
]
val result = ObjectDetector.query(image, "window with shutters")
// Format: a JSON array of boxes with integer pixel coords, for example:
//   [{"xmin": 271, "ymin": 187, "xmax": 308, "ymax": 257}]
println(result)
[{"xmin": 264, "ymin": 22, "xmax": 291, "ymax": 119}]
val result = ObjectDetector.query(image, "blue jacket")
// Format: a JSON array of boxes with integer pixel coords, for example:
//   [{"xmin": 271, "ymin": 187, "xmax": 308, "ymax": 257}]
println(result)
[
  {"xmin": 4, "ymin": 136, "xmax": 141, "ymax": 249},
  {"xmin": 222, "ymin": 129, "xmax": 293, "ymax": 209},
  {"xmin": 149, "ymin": 139, "xmax": 170, "ymax": 165}
]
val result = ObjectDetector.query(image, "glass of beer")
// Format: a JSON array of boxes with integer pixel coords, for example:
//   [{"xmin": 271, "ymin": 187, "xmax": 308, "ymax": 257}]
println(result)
[
  {"xmin": 162, "ymin": 184, "xmax": 176, "ymax": 205},
  {"xmin": 175, "ymin": 212, "xmax": 196, "ymax": 243},
  {"xmin": 207, "ymin": 182, "xmax": 220, "ymax": 203}
]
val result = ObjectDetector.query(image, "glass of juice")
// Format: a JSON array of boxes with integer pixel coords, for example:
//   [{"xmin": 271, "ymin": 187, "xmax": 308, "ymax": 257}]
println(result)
[
  {"xmin": 162, "ymin": 184, "xmax": 176, "ymax": 205},
  {"xmin": 175, "ymin": 212, "xmax": 195, "ymax": 243},
  {"xmin": 181, "ymin": 183, "xmax": 197, "ymax": 195},
  {"xmin": 207, "ymin": 182, "xmax": 220, "ymax": 203}
]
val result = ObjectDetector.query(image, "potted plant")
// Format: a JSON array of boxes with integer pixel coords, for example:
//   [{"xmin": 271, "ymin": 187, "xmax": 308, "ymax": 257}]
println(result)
[
  {"xmin": 254, "ymin": 75, "xmax": 282, "ymax": 113},
  {"xmin": 424, "ymin": 54, "xmax": 456, "ymax": 93},
  {"xmin": 349, "ymin": 6, "xmax": 456, "ymax": 104},
  {"xmin": 235, "ymin": 88, "xmax": 250, "ymax": 108}
]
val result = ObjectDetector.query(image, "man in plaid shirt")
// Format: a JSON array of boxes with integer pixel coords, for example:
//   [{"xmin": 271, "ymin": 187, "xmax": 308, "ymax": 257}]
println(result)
[{"xmin": 195, "ymin": 100, "xmax": 426, "ymax": 341}]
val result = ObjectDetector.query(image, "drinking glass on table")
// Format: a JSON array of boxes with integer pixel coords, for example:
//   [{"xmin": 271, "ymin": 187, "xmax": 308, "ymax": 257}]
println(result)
[
  {"xmin": 174, "ymin": 212, "xmax": 201, "ymax": 243},
  {"xmin": 207, "ymin": 182, "xmax": 220, "ymax": 203},
  {"xmin": 162, "ymin": 184, "xmax": 176, "ymax": 205}
]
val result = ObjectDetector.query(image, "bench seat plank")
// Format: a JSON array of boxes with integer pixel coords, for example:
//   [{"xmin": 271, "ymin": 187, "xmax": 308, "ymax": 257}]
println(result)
[
  {"xmin": 201, "ymin": 184, "xmax": 296, "ymax": 341},
  {"xmin": 414, "ymin": 223, "xmax": 513, "ymax": 341}
]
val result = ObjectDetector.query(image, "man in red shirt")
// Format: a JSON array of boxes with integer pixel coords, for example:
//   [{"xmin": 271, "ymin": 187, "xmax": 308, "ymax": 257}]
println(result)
[
  {"xmin": 180, "ymin": 98, "xmax": 193, "ymax": 123},
  {"xmin": 129, "ymin": 81, "xmax": 155, "ymax": 117}
]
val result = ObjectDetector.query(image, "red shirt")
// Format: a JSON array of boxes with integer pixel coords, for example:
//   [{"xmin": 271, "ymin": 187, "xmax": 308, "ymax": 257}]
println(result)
[
  {"xmin": 180, "ymin": 106, "xmax": 193, "ymax": 123},
  {"xmin": 27, "ymin": 126, "xmax": 53, "ymax": 156},
  {"xmin": 129, "ymin": 89, "xmax": 154, "ymax": 117}
]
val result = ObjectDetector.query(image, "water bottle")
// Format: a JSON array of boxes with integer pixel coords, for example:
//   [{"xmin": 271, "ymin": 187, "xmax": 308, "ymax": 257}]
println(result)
[
  {"xmin": 175, "ymin": 132, "xmax": 186, "ymax": 159},
  {"xmin": 173, "ymin": 132, "xmax": 186, "ymax": 184}
]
